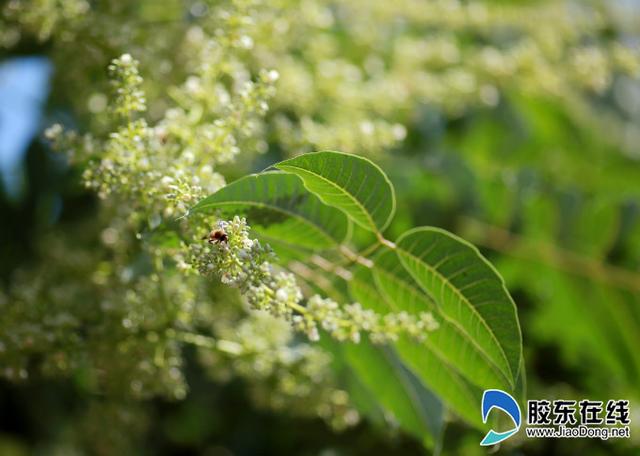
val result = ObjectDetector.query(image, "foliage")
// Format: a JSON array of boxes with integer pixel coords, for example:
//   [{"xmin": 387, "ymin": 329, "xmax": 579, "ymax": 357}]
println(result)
[
  {"xmin": 1, "ymin": 0, "xmax": 640, "ymax": 454},
  {"xmin": 190, "ymin": 150, "xmax": 522, "ymax": 431}
]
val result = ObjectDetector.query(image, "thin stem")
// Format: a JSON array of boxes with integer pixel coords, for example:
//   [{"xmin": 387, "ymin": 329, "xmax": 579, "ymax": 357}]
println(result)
[
  {"xmin": 376, "ymin": 232, "xmax": 396, "ymax": 249},
  {"xmin": 334, "ymin": 232, "xmax": 393, "ymax": 269},
  {"xmin": 166, "ymin": 329, "xmax": 243, "ymax": 354},
  {"xmin": 310, "ymin": 254, "xmax": 352, "ymax": 281},
  {"xmin": 339, "ymin": 245, "xmax": 374, "ymax": 268},
  {"xmin": 460, "ymin": 216, "xmax": 640, "ymax": 293},
  {"xmin": 358, "ymin": 241, "xmax": 382, "ymax": 258}
]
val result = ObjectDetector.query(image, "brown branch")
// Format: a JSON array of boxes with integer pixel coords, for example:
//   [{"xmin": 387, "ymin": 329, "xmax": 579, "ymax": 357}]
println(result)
[{"xmin": 459, "ymin": 216, "xmax": 640, "ymax": 293}]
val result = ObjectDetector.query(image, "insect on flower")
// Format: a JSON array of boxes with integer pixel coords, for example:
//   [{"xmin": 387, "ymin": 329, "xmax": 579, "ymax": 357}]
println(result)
[{"xmin": 202, "ymin": 228, "xmax": 229, "ymax": 245}]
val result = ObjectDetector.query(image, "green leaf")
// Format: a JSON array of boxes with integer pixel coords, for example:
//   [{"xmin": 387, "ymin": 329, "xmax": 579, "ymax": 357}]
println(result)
[
  {"xmin": 396, "ymin": 227, "xmax": 522, "ymax": 388},
  {"xmin": 349, "ymin": 266, "xmax": 485, "ymax": 428},
  {"xmin": 372, "ymin": 249, "xmax": 513, "ymax": 391},
  {"xmin": 343, "ymin": 340, "xmax": 444, "ymax": 448},
  {"xmin": 189, "ymin": 171, "xmax": 350, "ymax": 250},
  {"xmin": 275, "ymin": 151, "xmax": 395, "ymax": 233}
]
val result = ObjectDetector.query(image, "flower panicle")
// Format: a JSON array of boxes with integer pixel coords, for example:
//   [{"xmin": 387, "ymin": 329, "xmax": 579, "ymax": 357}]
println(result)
[{"xmin": 193, "ymin": 216, "xmax": 439, "ymax": 344}]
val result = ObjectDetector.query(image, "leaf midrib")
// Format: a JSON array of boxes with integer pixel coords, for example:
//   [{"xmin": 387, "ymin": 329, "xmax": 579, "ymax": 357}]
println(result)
[
  {"xmin": 396, "ymin": 246, "xmax": 515, "ymax": 387},
  {"xmin": 277, "ymin": 164, "xmax": 380, "ymax": 232},
  {"xmin": 373, "ymin": 265, "xmax": 512, "ymax": 389},
  {"xmin": 350, "ymin": 275, "xmax": 481, "ymax": 424}
]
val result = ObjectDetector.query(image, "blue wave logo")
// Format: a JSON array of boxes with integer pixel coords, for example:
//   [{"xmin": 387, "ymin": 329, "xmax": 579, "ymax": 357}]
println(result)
[{"xmin": 480, "ymin": 389, "xmax": 521, "ymax": 446}]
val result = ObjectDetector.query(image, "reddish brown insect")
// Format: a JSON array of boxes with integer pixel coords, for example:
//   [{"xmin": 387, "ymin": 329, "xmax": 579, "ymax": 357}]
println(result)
[{"xmin": 202, "ymin": 228, "xmax": 229, "ymax": 245}]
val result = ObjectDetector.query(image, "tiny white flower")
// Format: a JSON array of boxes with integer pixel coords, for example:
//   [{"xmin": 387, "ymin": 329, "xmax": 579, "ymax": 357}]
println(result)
[
  {"xmin": 276, "ymin": 289, "xmax": 289, "ymax": 301},
  {"xmin": 267, "ymin": 69, "xmax": 280, "ymax": 82}
]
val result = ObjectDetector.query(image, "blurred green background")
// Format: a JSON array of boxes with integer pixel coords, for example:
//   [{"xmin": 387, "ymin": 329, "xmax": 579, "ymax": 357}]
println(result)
[{"xmin": 1, "ymin": 0, "xmax": 640, "ymax": 454}]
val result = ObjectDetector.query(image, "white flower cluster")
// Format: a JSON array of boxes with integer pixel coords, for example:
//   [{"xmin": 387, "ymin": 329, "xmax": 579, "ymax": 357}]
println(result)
[
  {"xmin": 10, "ymin": 0, "xmax": 639, "ymax": 164},
  {"xmin": 46, "ymin": 53, "xmax": 277, "ymax": 221},
  {"xmin": 0, "ymin": 214, "xmax": 359, "ymax": 429},
  {"xmin": 192, "ymin": 216, "xmax": 439, "ymax": 343},
  {"xmin": 294, "ymin": 297, "xmax": 439, "ymax": 344},
  {"xmin": 108, "ymin": 53, "xmax": 146, "ymax": 118},
  {"xmin": 200, "ymin": 311, "xmax": 360, "ymax": 430},
  {"xmin": 0, "ymin": 229, "xmax": 192, "ymax": 400},
  {"xmin": 1, "ymin": 0, "xmax": 89, "ymax": 44}
]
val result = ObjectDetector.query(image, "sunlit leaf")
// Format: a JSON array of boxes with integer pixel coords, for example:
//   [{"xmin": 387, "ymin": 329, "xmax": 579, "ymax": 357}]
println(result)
[
  {"xmin": 349, "ymin": 266, "xmax": 485, "ymax": 428},
  {"xmin": 373, "ymin": 249, "xmax": 513, "ymax": 391},
  {"xmin": 275, "ymin": 151, "xmax": 395, "ymax": 233},
  {"xmin": 396, "ymin": 227, "xmax": 522, "ymax": 388},
  {"xmin": 190, "ymin": 171, "xmax": 350, "ymax": 250}
]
